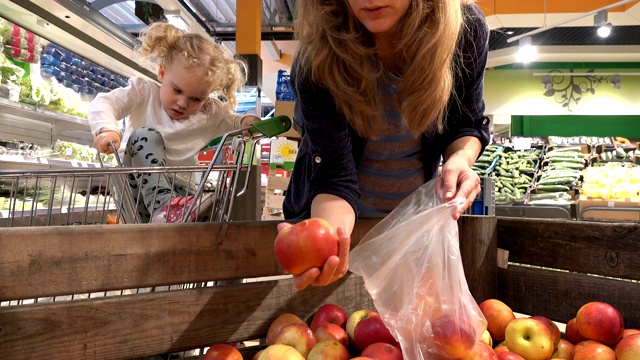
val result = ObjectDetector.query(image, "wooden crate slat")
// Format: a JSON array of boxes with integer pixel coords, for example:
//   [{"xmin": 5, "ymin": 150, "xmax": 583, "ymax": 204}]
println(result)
[
  {"xmin": 497, "ymin": 217, "xmax": 640, "ymax": 281},
  {"xmin": 0, "ymin": 275, "xmax": 373, "ymax": 360},
  {"xmin": 498, "ymin": 264, "xmax": 640, "ymax": 328}
]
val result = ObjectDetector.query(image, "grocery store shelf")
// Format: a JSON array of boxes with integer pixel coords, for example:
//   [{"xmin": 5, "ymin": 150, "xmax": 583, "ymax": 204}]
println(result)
[
  {"xmin": 0, "ymin": 154, "xmax": 103, "ymax": 168},
  {"xmin": 0, "ymin": 97, "xmax": 89, "ymax": 133}
]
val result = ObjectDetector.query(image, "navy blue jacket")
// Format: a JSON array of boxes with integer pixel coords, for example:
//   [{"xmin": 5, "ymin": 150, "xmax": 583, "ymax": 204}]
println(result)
[{"xmin": 283, "ymin": 5, "xmax": 491, "ymax": 220}]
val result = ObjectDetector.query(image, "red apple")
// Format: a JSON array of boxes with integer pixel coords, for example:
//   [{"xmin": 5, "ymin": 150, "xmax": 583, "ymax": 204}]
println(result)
[
  {"xmin": 351, "ymin": 358, "xmax": 374, "ymax": 360},
  {"xmin": 307, "ymin": 339, "xmax": 351, "ymax": 360},
  {"xmin": 616, "ymin": 334, "xmax": 640, "ymax": 360},
  {"xmin": 274, "ymin": 323, "xmax": 318, "ymax": 357},
  {"xmin": 431, "ymin": 313, "xmax": 477, "ymax": 359},
  {"xmin": 274, "ymin": 218, "xmax": 339, "ymax": 275},
  {"xmin": 576, "ymin": 302, "xmax": 624, "ymax": 346},
  {"xmin": 493, "ymin": 345, "xmax": 510, "ymax": 357},
  {"xmin": 353, "ymin": 313, "xmax": 398, "ymax": 352},
  {"xmin": 202, "ymin": 343, "xmax": 243, "ymax": 360},
  {"xmin": 570, "ymin": 340, "xmax": 601, "ymax": 359},
  {"xmin": 361, "ymin": 342, "xmax": 403, "ymax": 360},
  {"xmin": 504, "ymin": 317, "xmax": 555, "ymax": 360},
  {"xmin": 530, "ymin": 315, "xmax": 561, "ymax": 347},
  {"xmin": 496, "ymin": 351, "xmax": 525, "ymax": 360},
  {"xmin": 479, "ymin": 299, "xmax": 516, "ymax": 342},
  {"xmin": 257, "ymin": 344, "xmax": 306, "ymax": 360},
  {"xmin": 311, "ymin": 304, "xmax": 349, "ymax": 331},
  {"xmin": 566, "ymin": 318, "xmax": 587, "ymax": 344},
  {"xmin": 346, "ymin": 309, "xmax": 376, "ymax": 343},
  {"xmin": 315, "ymin": 323, "xmax": 349, "ymax": 348},
  {"xmin": 462, "ymin": 341, "xmax": 498, "ymax": 360},
  {"xmin": 573, "ymin": 342, "xmax": 616, "ymax": 360},
  {"xmin": 622, "ymin": 329, "xmax": 640, "ymax": 338},
  {"xmin": 550, "ymin": 339, "xmax": 573, "ymax": 360},
  {"xmin": 266, "ymin": 313, "xmax": 306, "ymax": 345}
]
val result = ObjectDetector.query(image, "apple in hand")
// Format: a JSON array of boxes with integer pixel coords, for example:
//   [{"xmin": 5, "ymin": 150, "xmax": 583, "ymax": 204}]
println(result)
[
  {"xmin": 616, "ymin": 334, "xmax": 640, "ymax": 360},
  {"xmin": 504, "ymin": 317, "xmax": 555, "ymax": 360},
  {"xmin": 314, "ymin": 323, "xmax": 349, "ymax": 348},
  {"xmin": 353, "ymin": 313, "xmax": 398, "ymax": 352},
  {"xmin": 266, "ymin": 313, "xmax": 306, "ymax": 345},
  {"xmin": 573, "ymin": 341, "xmax": 616, "ymax": 360},
  {"xmin": 566, "ymin": 318, "xmax": 587, "ymax": 344},
  {"xmin": 550, "ymin": 339, "xmax": 573, "ymax": 360},
  {"xmin": 202, "ymin": 343, "xmax": 242, "ymax": 360},
  {"xmin": 462, "ymin": 341, "xmax": 498, "ymax": 360},
  {"xmin": 431, "ymin": 313, "xmax": 477, "ymax": 359},
  {"xmin": 274, "ymin": 218, "xmax": 339, "ymax": 275},
  {"xmin": 258, "ymin": 344, "xmax": 306, "ymax": 360},
  {"xmin": 361, "ymin": 342, "xmax": 403, "ymax": 360},
  {"xmin": 479, "ymin": 299, "xmax": 516, "ymax": 342},
  {"xmin": 274, "ymin": 323, "xmax": 318, "ymax": 357},
  {"xmin": 575, "ymin": 301, "xmax": 624, "ymax": 346},
  {"xmin": 311, "ymin": 303, "xmax": 348, "ymax": 331},
  {"xmin": 346, "ymin": 309, "xmax": 376, "ymax": 343},
  {"xmin": 307, "ymin": 340, "xmax": 351, "ymax": 360}
]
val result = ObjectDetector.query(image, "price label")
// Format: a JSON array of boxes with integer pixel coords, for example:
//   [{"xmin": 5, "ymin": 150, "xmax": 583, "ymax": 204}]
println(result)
[
  {"xmin": 513, "ymin": 137, "xmax": 532, "ymax": 151},
  {"xmin": 607, "ymin": 201, "xmax": 615, "ymax": 207},
  {"xmin": 39, "ymin": 158, "xmax": 48, "ymax": 164},
  {"xmin": 273, "ymin": 155, "xmax": 285, "ymax": 164},
  {"xmin": 65, "ymin": 147, "xmax": 73, "ymax": 156}
]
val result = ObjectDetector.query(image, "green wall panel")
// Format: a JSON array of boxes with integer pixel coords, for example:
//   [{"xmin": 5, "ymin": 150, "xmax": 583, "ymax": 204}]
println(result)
[{"xmin": 511, "ymin": 115, "xmax": 640, "ymax": 137}]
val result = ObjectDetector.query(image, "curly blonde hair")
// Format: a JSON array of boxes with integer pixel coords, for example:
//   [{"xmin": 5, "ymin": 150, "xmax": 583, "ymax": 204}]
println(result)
[
  {"xmin": 137, "ymin": 22, "xmax": 247, "ymax": 111},
  {"xmin": 295, "ymin": 0, "xmax": 477, "ymax": 138}
]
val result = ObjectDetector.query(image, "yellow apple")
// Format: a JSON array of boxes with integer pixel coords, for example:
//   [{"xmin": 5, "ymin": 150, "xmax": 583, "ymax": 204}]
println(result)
[{"xmin": 504, "ymin": 318, "xmax": 555, "ymax": 360}]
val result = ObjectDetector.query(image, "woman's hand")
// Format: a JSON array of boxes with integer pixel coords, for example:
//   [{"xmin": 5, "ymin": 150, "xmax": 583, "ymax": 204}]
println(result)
[
  {"xmin": 93, "ymin": 131, "xmax": 121, "ymax": 154},
  {"xmin": 276, "ymin": 222, "xmax": 351, "ymax": 290},
  {"xmin": 440, "ymin": 156, "xmax": 481, "ymax": 221}
]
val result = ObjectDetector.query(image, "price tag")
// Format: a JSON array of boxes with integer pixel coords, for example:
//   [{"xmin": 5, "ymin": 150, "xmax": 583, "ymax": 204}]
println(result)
[
  {"xmin": 513, "ymin": 138, "xmax": 532, "ymax": 151},
  {"xmin": 273, "ymin": 155, "xmax": 285, "ymax": 164},
  {"xmin": 65, "ymin": 147, "xmax": 73, "ymax": 156},
  {"xmin": 70, "ymin": 161, "xmax": 78, "ymax": 167},
  {"xmin": 39, "ymin": 158, "xmax": 48, "ymax": 164},
  {"xmin": 607, "ymin": 201, "xmax": 615, "ymax": 207}
]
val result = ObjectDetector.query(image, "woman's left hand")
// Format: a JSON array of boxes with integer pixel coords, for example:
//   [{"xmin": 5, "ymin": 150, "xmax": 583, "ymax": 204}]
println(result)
[{"xmin": 440, "ymin": 157, "xmax": 481, "ymax": 220}]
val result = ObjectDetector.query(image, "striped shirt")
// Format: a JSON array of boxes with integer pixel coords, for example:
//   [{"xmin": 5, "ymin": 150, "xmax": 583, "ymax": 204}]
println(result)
[{"xmin": 357, "ymin": 76, "xmax": 425, "ymax": 217}]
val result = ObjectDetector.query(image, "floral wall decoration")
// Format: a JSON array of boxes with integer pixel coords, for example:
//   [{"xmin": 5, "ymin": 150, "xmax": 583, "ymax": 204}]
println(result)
[{"xmin": 541, "ymin": 69, "xmax": 617, "ymax": 111}]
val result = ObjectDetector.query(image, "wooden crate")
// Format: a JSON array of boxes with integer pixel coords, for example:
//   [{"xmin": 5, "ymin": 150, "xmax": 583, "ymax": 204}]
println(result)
[{"xmin": 0, "ymin": 217, "xmax": 496, "ymax": 359}]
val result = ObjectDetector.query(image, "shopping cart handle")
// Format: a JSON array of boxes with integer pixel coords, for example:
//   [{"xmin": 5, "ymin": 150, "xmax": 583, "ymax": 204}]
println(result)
[{"xmin": 203, "ymin": 115, "xmax": 292, "ymax": 149}]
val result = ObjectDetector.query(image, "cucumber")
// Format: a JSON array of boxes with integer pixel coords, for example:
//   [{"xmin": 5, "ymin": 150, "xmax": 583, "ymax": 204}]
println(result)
[{"xmin": 536, "ymin": 184, "xmax": 571, "ymax": 192}]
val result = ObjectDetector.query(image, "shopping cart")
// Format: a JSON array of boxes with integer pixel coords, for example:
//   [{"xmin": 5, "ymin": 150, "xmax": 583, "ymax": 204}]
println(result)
[{"xmin": 0, "ymin": 115, "xmax": 292, "ymax": 227}]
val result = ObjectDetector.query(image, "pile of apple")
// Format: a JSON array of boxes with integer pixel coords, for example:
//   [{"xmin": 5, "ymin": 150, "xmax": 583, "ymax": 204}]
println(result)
[
  {"xmin": 254, "ymin": 303, "xmax": 403, "ymax": 359},
  {"xmin": 479, "ymin": 298, "xmax": 640, "ymax": 360}
]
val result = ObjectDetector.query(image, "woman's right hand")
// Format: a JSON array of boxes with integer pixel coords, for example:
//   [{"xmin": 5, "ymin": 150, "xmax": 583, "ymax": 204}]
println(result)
[{"xmin": 94, "ymin": 131, "xmax": 121, "ymax": 154}]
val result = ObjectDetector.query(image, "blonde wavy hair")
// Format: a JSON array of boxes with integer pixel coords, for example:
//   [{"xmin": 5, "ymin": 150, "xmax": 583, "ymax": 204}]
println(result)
[
  {"xmin": 137, "ymin": 22, "xmax": 247, "ymax": 111},
  {"xmin": 295, "ymin": 0, "xmax": 476, "ymax": 138}
]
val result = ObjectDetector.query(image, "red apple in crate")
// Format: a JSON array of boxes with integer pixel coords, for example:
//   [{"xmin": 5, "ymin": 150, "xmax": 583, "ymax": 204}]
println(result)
[
  {"xmin": 431, "ymin": 313, "xmax": 477, "ymax": 359},
  {"xmin": 504, "ymin": 317, "xmax": 555, "ymax": 360},
  {"xmin": 346, "ymin": 309, "xmax": 376, "ymax": 343},
  {"xmin": 616, "ymin": 333, "xmax": 640, "ymax": 360},
  {"xmin": 493, "ymin": 345, "xmax": 509, "ymax": 357},
  {"xmin": 566, "ymin": 318, "xmax": 587, "ymax": 344},
  {"xmin": 462, "ymin": 341, "xmax": 498, "ymax": 360},
  {"xmin": 570, "ymin": 340, "xmax": 601, "ymax": 359},
  {"xmin": 496, "ymin": 351, "xmax": 525, "ymax": 360},
  {"xmin": 202, "ymin": 343, "xmax": 243, "ymax": 360},
  {"xmin": 479, "ymin": 299, "xmax": 516, "ymax": 342},
  {"xmin": 266, "ymin": 313, "xmax": 306, "ymax": 345},
  {"xmin": 351, "ymin": 358, "xmax": 374, "ymax": 360},
  {"xmin": 353, "ymin": 313, "xmax": 398, "ymax": 352},
  {"xmin": 307, "ymin": 339, "xmax": 351, "ymax": 360},
  {"xmin": 257, "ymin": 344, "xmax": 306, "ymax": 360},
  {"xmin": 622, "ymin": 329, "xmax": 640, "ymax": 338},
  {"xmin": 573, "ymin": 341, "xmax": 616, "ymax": 360},
  {"xmin": 530, "ymin": 315, "xmax": 561, "ymax": 347},
  {"xmin": 361, "ymin": 342, "xmax": 403, "ymax": 360},
  {"xmin": 274, "ymin": 218, "xmax": 339, "ymax": 275},
  {"xmin": 311, "ymin": 304, "xmax": 349, "ymax": 331},
  {"xmin": 575, "ymin": 302, "xmax": 624, "ymax": 345},
  {"xmin": 550, "ymin": 339, "xmax": 573, "ymax": 360},
  {"xmin": 314, "ymin": 323, "xmax": 349, "ymax": 347},
  {"xmin": 274, "ymin": 322, "xmax": 318, "ymax": 357}
]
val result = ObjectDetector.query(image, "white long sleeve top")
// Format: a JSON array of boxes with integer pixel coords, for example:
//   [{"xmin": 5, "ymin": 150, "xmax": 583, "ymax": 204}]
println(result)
[{"xmin": 88, "ymin": 77, "xmax": 248, "ymax": 166}]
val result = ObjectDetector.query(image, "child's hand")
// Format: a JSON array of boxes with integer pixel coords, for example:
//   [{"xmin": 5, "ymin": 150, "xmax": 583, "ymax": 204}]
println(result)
[
  {"xmin": 241, "ymin": 115, "xmax": 260, "ymax": 127},
  {"xmin": 94, "ymin": 131, "xmax": 121, "ymax": 154}
]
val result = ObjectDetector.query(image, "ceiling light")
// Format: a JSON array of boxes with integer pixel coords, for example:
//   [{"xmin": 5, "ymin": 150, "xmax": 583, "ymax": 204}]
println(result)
[
  {"xmin": 164, "ymin": 10, "xmax": 189, "ymax": 31},
  {"xmin": 516, "ymin": 37, "xmax": 537, "ymax": 63},
  {"xmin": 597, "ymin": 23, "xmax": 612, "ymax": 38}
]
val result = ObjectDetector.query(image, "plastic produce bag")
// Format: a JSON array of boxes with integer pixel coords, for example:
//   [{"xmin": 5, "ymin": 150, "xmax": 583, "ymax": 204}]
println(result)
[{"xmin": 349, "ymin": 178, "xmax": 487, "ymax": 360}]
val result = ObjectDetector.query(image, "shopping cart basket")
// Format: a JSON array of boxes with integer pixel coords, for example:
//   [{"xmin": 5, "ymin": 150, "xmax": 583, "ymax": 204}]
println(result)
[{"xmin": 0, "ymin": 115, "xmax": 291, "ymax": 227}]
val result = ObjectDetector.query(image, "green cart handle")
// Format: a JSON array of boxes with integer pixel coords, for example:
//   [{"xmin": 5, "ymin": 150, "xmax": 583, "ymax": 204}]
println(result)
[{"xmin": 203, "ymin": 115, "xmax": 292, "ymax": 150}]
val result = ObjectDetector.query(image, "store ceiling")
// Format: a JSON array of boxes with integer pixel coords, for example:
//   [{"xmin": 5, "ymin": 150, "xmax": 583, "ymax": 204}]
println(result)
[{"xmin": 87, "ymin": 0, "xmax": 640, "ymax": 67}]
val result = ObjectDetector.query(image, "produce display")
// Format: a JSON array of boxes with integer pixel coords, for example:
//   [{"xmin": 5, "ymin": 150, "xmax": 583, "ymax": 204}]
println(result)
[
  {"xmin": 528, "ymin": 147, "xmax": 586, "ymax": 206},
  {"xmin": 492, "ymin": 148, "xmax": 540, "ymax": 205},
  {"xmin": 581, "ymin": 162, "xmax": 640, "ymax": 200}
]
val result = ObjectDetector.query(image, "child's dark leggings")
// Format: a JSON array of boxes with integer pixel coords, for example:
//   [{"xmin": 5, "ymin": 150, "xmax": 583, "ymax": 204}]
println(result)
[{"xmin": 123, "ymin": 127, "xmax": 190, "ymax": 222}]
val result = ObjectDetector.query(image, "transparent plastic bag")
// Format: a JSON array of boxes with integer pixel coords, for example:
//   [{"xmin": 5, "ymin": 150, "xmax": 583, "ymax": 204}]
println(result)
[{"xmin": 349, "ymin": 178, "xmax": 487, "ymax": 360}]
